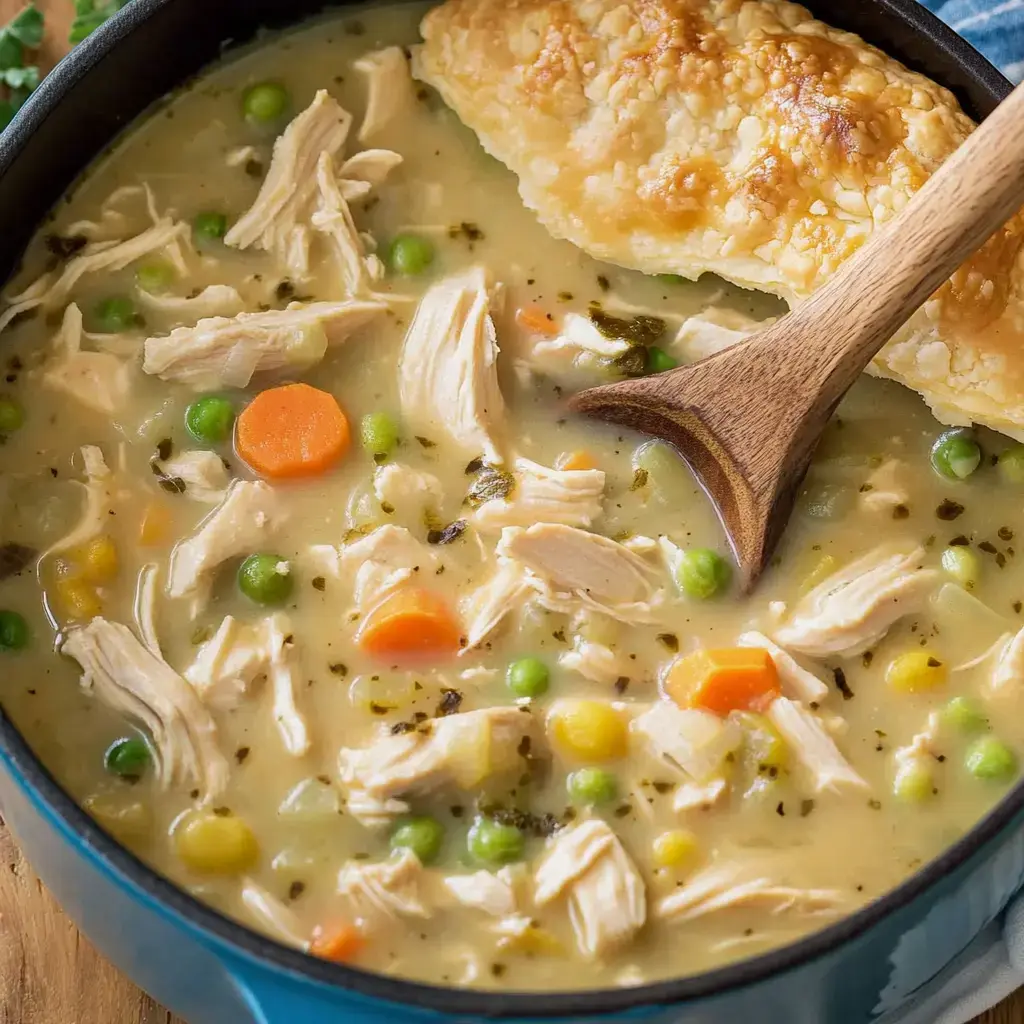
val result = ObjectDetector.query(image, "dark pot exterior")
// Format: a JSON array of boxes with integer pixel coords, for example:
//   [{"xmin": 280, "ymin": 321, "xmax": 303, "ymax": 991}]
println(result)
[{"xmin": 0, "ymin": 2, "xmax": 1019, "ymax": 1022}]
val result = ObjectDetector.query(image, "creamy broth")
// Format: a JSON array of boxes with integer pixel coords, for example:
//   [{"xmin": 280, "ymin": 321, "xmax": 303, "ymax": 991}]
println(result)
[{"xmin": 1, "ymin": 1, "xmax": 1023, "ymax": 992}]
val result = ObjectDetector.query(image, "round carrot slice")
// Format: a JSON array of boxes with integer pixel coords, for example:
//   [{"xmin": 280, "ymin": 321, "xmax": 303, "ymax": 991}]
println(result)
[
  {"xmin": 356, "ymin": 587, "xmax": 462, "ymax": 660},
  {"xmin": 236, "ymin": 383, "xmax": 350, "ymax": 479}
]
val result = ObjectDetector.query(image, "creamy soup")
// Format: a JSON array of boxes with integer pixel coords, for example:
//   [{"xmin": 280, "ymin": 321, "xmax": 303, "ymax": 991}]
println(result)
[{"xmin": 1, "ymin": 1, "xmax": 1023, "ymax": 993}]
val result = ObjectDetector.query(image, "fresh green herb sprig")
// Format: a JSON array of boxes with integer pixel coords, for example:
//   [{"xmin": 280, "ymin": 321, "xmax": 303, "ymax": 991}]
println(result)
[
  {"xmin": 0, "ymin": 5, "xmax": 43, "ymax": 130},
  {"xmin": 69, "ymin": 0, "xmax": 129, "ymax": 45}
]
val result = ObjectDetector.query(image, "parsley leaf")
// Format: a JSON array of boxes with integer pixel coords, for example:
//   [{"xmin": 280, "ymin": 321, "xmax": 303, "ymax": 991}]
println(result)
[{"xmin": 69, "ymin": 0, "xmax": 129, "ymax": 44}]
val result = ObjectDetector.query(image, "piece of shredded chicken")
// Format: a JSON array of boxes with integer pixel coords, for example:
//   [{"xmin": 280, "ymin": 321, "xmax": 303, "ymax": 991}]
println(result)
[
  {"xmin": 40, "ymin": 304, "xmax": 132, "ymax": 417},
  {"xmin": 533, "ymin": 819, "xmax": 646, "ymax": 958},
  {"xmin": 631, "ymin": 703, "xmax": 741, "ymax": 783},
  {"xmin": 61, "ymin": 618, "xmax": 228, "ymax": 798},
  {"xmin": 354, "ymin": 46, "xmax": 416, "ymax": 142},
  {"xmin": 153, "ymin": 449, "xmax": 230, "ymax": 504},
  {"xmin": 336, "ymin": 525, "xmax": 441, "ymax": 613},
  {"xmin": 443, "ymin": 868, "xmax": 519, "ymax": 918},
  {"xmin": 241, "ymin": 878, "xmax": 308, "ymax": 948},
  {"xmin": 656, "ymin": 860, "xmax": 847, "ymax": 923},
  {"xmin": 42, "ymin": 445, "xmax": 120, "ymax": 559},
  {"xmin": 167, "ymin": 481, "xmax": 287, "ymax": 605},
  {"xmin": 521, "ymin": 312, "xmax": 630, "ymax": 383},
  {"xmin": 773, "ymin": 545, "xmax": 938, "ymax": 658},
  {"xmin": 736, "ymin": 631, "xmax": 830, "ymax": 704},
  {"xmin": 858, "ymin": 459, "xmax": 911, "ymax": 514},
  {"xmin": 472, "ymin": 457, "xmax": 605, "ymax": 531},
  {"xmin": 224, "ymin": 90, "xmax": 353, "ymax": 280},
  {"xmin": 669, "ymin": 307, "xmax": 770, "ymax": 362},
  {"xmin": 399, "ymin": 267, "xmax": 505, "ymax": 464},
  {"xmin": 767, "ymin": 697, "xmax": 869, "ymax": 794},
  {"xmin": 373, "ymin": 463, "xmax": 444, "ymax": 514},
  {"xmin": 338, "ymin": 849, "xmax": 429, "ymax": 924},
  {"xmin": 311, "ymin": 151, "xmax": 377, "ymax": 297},
  {"xmin": 136, "ymin": 284, "xmax": 245, "ymax": 322},
  {"xmin": 142, "ymin": 299, "xmax": 384, "ymax": 390},
  {"xmin": 673, "ymin": 777, "xmax": 729, "ymax": 813},
  {"xmin": 338, "ymin": 707, "xmax": 536, "ymax": 827},
  {"xmin": 558, "ymin": 637, "xmax": 633, "ymax": 686},
  {"xmin": 459, "ymin": 555, "xmax": 535, "ymax": 652},
  {"xmin": 989, "ymin": 625, "xmax": 1024, "ymax": 693}
]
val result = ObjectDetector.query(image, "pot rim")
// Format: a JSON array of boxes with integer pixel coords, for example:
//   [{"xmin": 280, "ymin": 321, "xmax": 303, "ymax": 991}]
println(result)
[{"xmin": 0, "ymin": 0, "xmax": 1017, "ymax": 1016}]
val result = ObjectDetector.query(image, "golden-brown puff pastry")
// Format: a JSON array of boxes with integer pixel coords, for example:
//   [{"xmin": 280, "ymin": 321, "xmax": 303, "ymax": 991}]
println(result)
[{"xmin": 415, "ymin": 0, "xmax": 1024, "ymax": 438}]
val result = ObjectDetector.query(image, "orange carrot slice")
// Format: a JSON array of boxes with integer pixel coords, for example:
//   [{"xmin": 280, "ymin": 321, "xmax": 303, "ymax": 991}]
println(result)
[
  {"xmin": 665, "ymin": 648, "xmax": 781, "ymax": 716},
  {"xmin": 310, "ymin": 922, "xmax": 364, "ymax": 964},
  {"xmin": 515, "ymin": 305, "xmax": 558, "ymax": 337},
  {"xmin": 556, "ymin": 450, "xmax": 599, "ymax": 472},
  {"xmin": 357, "ymin": 586, "xmax": 462, "ymax": 660},
  {"xmin": 236, "ymin": 383, "xmax": 350, "ymax": 479}
]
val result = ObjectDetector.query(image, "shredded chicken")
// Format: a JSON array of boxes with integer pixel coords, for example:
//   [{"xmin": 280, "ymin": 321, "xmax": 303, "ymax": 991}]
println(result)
[
  {"xmin": 990, "ymin": 625, "xmax": 1024, "ymax": 693},
  {"xmin": 167, "ymin": 481, "xmax": 287, "ymax": 604},
  {"xmin": 134, "ymin": 563, "xmax": 161, "ymax": 657},
  {"xmin": 498, "ymin": 524, "xmax": 663, "ymax": 624},
  {"xmin": 311, "ymin": 152, "xmax": 376, "ymax": 297},
  {"xmin": 399, "ymin": 267, "xmax": 505, "ymax": 464},
  {"xmin": 736, "ymin": 631, "xmax": 830, "ymax": 704},
  {"xmin": 43, "ymin": 445, "xmax": 118, "ymax": 558},
  {"xmin": 373, "ymin": 463, "xmax": 444, "ymax": 513},
  {"xmin": 459, "ymin": 555, "xmax": 534, "ymax": 652},
  {"xmin": 892, "ymin": 711, "xmax": 944, "ymax": 795},
  {"xmin": 858, "ymin": 460, "xmax": 911, "ymax": 514},
  {"xmin": 338, "ymin": 849, "xmax": 429, "ymax": 923},
  {"xmin": 767, "ymin": 697, "xmax": 869, "ymax": 793},
  {"xmin": 354, "ymin": 46, "xmax": 415, "ymax": 142},
  {"xmin": 136, "ymin": 284, "xmax": 245, "ymax": 321},
  {"xmin": 153, "ymin": 449, "xmax": 230, "ymax": 504},
  {"xmin": 40, "ymin": 304, "xmax": 131, "ymax": 416},
  {"xmin": 224, "ymin": 90, "xmax": 352, "ymax": 280},
  {"xmin": 142, "ymin": 299, "xmax": 384, "ymax": 390},
  {"xmin": 339, "ymin": 148, "xmax": 403, "ymax": 189},
  {"xmin": 0, "ymin": 217, "xmax": 190, "ymax": 333},
  {"xmin": 338, "ymin": 707, "xmax": 536, "ymax": 827},
  {"xmin": 773, "ymin": 545, "xmax": 938, "ymax": 657},
  {"xmin": 337, "ymin": 525, "xmax": 440, "ymax": 612},
  {"xmin": 523, "ymin": 312, "xmax": 629, "ymax": 380},
  {"xmin": 472, "ymin": 457, "xmax": 605, "ymax": 531},
  {"xmin": 673, "ymin": 777, "xmax": 729, "ymax": 813},
  {"xmin": 533, "ymin": 819, "xmax": 646, "ymax": 958},
  {"xmin": 61, "ymin": 618, "xmax": 227, "ymax": 798},
  {"xmin": 670, "ymin": 307, "xmax": 767, "ymax": 361},
  {"xmin": 631, "ymin": 703, "xmax": 741, "ymax": 782},
  {"xmin": 443, "ymin": 868, "xmax": 519, "ymax": 917},
  {"xmin": 656, "ymin": 860, "xmax": 846, "ymax": 922},
  {"xmin": 559, "ymin": 637, "xmax": 632, "ymax": 686}
]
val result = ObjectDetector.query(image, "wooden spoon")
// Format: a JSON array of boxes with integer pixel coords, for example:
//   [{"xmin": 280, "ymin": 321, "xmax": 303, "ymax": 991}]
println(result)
[{"xmin": 571, "ymin": 80, "xmax": 1024, "ymax": 592}]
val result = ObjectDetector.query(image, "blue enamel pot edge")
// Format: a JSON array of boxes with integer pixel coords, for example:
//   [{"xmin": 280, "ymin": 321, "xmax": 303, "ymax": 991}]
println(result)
[{"xmin": 0, "ymin": 0, "xmax": 1020, "ymax": 1021}]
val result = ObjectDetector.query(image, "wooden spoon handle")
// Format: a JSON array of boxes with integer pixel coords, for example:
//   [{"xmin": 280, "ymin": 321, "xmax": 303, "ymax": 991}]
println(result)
[{"xmin": 772, "ymin": 78, "xmax": 1024, "ymax": 405}]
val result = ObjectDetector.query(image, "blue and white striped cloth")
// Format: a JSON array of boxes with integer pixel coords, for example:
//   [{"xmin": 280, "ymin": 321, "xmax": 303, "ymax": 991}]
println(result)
[
  {"xmin": 883, "ymin": 6, "xmax": 1024, "ymax": 1022},
  {"xmin": 924, "ymin": 0, "xmax": 1024, "ymax": 81}
]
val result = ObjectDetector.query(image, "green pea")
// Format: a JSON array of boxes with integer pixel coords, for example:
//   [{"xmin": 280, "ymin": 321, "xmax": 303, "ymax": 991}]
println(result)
[
  {"xmin": 105, "ymin": 736, "xmax": 150, "ymax": 779},
  {"xmin": 940, "ymin": 546, "xmax": 980, "ymax": 588},
  {"xmin": 135, "ymin": 260, "xmax": 176, "ymax": 293},
  {"xmin": 94, "ymin": 296, "xmax": 137, "ymax": 333},
  {"xmin": 360, "ymin": 411, "xmax": 399, "ymax": 458},
  {"xmin": 930, "ymin": 428, "xmax": 981, "ymax": 480},
  {"xmin": 193, "ymin": 211, "xmax": 229, "ymax": 242},
  {"xmin": 0, "ymin": 610, "xmax": 28, "ymax": 651},
  {"xmin": 238, "ymin": 554, "xmax": 294, "ymax": 605},
  {"xmin": 646, "ymin": 346, "xmax": 678, "ymax": 374},
  {"xmin": 673, "ymin": 547, "xmax": 732, "ymax": 599},
  {"xmin": 566, "ymin": 767, "xmax": 618, "ymax": 805},
  {"xmin": 0, "ymin": 395, "xmax": 24, "ymax": 433},
  {"xmin": 506, "ymin": 657, "xmax": 549, "ymax": 699},
  {"xmin": 942, "ymin": 696, "xmax": 988, "ymax": 734},
  {"xmin": 467, "ymin": 816, "xmax": 525, "ymax": 865},
  {"xmin": 965, "ymin": 736, "xmax": 1018, "ymax": 781},
  {"xmin": 386, "ymin": 233, "xmax": 434, "ymax": 276},
  {"xmin": 390, "ymin": 815, "xmax": 445, "ymax": 864},
  {"xmin": 997, "ymin": 444, "xmax": 1024, "ymax": 484},
  {"xmin": 242, "ymin": 81, "xmax": 290, "ymax": 123},
  {"xmin": 185, "ymin": 395, "xmax": 235, "ymax": 445}
]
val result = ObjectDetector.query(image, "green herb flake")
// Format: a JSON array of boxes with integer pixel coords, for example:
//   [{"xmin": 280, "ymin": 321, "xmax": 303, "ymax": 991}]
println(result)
[
  {"xmin": 465, "ymin": 465, "xmax": 515, "ymax": 508},
  {"xmin": 589, "ymin": 306, "xmax": 666, "ymax": 346}
]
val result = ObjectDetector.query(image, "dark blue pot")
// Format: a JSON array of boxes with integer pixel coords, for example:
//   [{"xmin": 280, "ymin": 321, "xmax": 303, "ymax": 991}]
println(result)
[{"xmin": 0, "ymin": 2, "xmax": 1019, "ymax": 1021}]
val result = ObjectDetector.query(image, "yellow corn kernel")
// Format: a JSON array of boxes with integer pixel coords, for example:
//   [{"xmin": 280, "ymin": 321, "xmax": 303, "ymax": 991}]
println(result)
[
  {"xmin": 74, "ymin": 534, "xmax": 119, "ymax": 584},
  {"xmin": 83, "ymin": 793, "xmax": 152, "ymax": 841},
  {"xmin": 498, "ymin": 922, "xmax": 564, "ymax": 956},
  {"xmin": 799, "ymin": 553, "xmax": 839, "ymax": 595},
  {"xmin": 55, "ymin": 577, "xmax": 102, "ymax": 620},
  {"xmin": 548, "ymin": 700, "xmax": 627, "ymax": 763},
  {"xmin": 652, "ymin": 829, "xmax": 699, "ymax": 868},
  {"xmin": 139, "ymin": 501, "xmax": 173, "ymax": 547},
  {"xmin": 885, "ymin": 651, "xmax": 948, "ymax": 694},
  {"xmin": 174, "ymin": 811, "xmax": 259, "ymax": 875},
  {"xmin": 556, "ymin": 450, "xmax": 598, "ymax": 472}
]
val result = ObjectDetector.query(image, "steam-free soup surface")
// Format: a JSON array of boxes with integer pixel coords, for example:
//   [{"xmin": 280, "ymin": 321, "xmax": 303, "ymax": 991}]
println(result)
[{"xmin": 1, "ymin": 1, "xmax": 1023, "ymax": 992}]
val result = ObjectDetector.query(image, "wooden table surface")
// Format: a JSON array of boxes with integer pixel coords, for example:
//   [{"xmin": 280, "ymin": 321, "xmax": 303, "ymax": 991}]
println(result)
[{"xmin": 0, "ymin": 2, "xmax": 1019, "ymax": 1022}]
